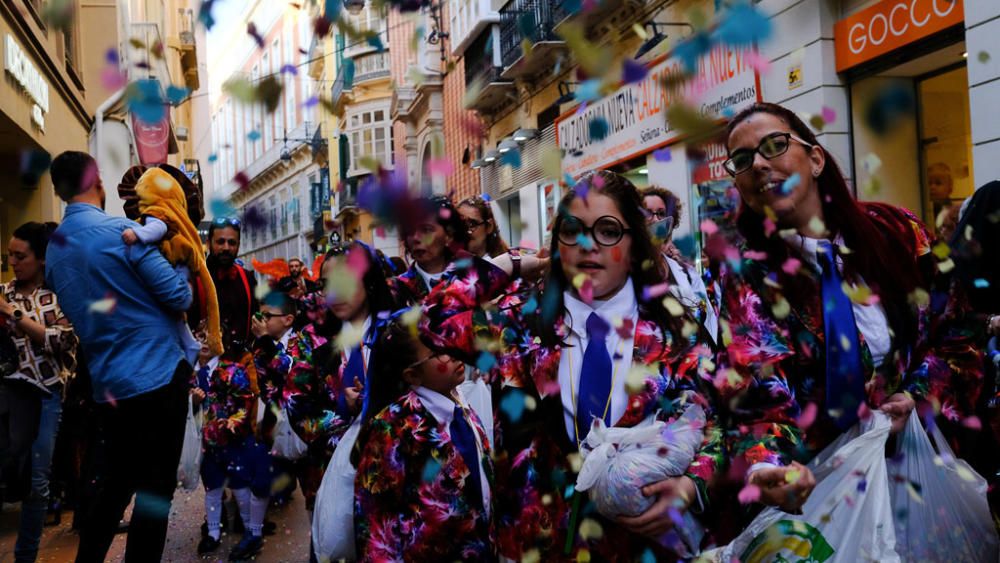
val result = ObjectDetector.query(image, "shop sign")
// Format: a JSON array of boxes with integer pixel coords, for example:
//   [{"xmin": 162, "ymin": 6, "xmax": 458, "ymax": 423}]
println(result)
[
  {"xmin": 690, "ymin": 141, "xmax": 731, "ymax": 184},
  {"xmin": 4, "ymin": 34, "xmax": 49, "ymax": 131},
  {"xmin": 131, "ymin": 108, "xmax": 171, "ymax": 165},
  {"xmin": 787, "ymin": 63, "xmax": 803, "ymax": 90},
  {"xmin": 834, "ymin": 0, "xmax": 964, "ymax": 72},
  {"xmin": 556, "ymin": 44, "xmax": 760, "ymax": 178}
]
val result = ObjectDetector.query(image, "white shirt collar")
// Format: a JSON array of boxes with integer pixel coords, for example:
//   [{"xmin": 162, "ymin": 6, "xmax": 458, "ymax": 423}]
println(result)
[
  {"xmin": 414, "ymin": 263, "xmax": 445, "ymax": 290},
  {"xmin": 412, "ymin": 385, "xmax": 460, "ymax": 425},
  {"xmin": 786, "ymin": 232, "xmax": 847, "ymax": 273},
  {"xmin": 196, "ymin": 355, "xmax": 220, "ymax": 374},
  {"xmin": 562, "ymin": 277, "xmax": 637, "ymax": 340},
  {"xmin": 278, "ymin": 327, "xmax": 294, "ymax": 349}
]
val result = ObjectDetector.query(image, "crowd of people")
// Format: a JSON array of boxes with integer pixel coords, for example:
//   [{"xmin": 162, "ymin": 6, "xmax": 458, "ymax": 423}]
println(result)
[{"xmin": 0, "ymin": 101, "xmax": 998, "ymax": 562}]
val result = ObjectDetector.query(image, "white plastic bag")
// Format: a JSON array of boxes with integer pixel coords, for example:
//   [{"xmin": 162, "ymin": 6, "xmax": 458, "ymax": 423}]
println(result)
[
  {"xmin": 575, "ymin": 406, "xmax": 706, "ymax": 556},
  {"xmin": 888, "ymin": 413, "xmax": 998, "ymax": 562},
  {"xmin": 271, "ymin": 406, "xmax": 309, "ymax": 460},
  {"xmin": 718, "ymin": 413, "xmax": 900, "ymax": 563},
  {"xmin": 312, "ymin": 418, "xmax": 363, "ymax": 562},
  {"xmin": 177, "ymin": 395, "xmax": 203, "ymax": 491}
]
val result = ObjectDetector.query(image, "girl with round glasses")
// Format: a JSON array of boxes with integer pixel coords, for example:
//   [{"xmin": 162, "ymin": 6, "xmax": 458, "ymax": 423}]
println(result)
[
  {"xmin": 712, "ymin": 102, "xmax": 982, "ymax": 523},
  {"xmin": 420, "ymin": 170, "xmax": 721, "ymax": 560}
]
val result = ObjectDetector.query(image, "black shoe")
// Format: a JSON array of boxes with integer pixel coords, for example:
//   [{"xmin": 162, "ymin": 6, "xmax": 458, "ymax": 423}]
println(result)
[
  {"xmin": 262, "ymin": 519, "xmax": 277, "ymax": 536},
  {"xmin": 228, "ymin": 534, "xmax": 263, "ymax": 561},
  {"xmin": 197, "ymin": 535, "xmax": 221, "ymax": 555}
]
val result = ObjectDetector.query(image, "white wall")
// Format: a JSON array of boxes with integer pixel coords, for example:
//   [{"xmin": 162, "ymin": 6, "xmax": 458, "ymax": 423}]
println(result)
[{"xmin": 967, "ymin": 0, "xmax": 1000, "ymax": 188}]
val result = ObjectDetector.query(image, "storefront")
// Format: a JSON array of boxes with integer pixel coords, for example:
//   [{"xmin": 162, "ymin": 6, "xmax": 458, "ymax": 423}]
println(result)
[
  {"xmin": 554, "ymin": 42, "xmax": 760, "ymax": 261},
  {"xmin": 835, "ymin": 0, "xmax": 970, "ymax": 233},
  {"xmin": 0, "ymin": 12, "xmax": 92, "ymax": 282}
]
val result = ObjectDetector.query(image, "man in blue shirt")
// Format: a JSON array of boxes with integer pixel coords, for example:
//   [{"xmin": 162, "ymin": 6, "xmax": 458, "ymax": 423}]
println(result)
[{"xmin": 44, "ymin": 151, "xmax": 193, "ymax": 563}]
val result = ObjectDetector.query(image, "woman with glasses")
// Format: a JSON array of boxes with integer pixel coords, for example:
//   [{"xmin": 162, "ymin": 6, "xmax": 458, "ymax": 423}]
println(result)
[
  {"xmin": 643, "ymin": 187, "xmax": 719, "ymax": 346},
  {"xmin": 712, "ymin": 102, "xmax": 981, "ymax": 519},
  {"xmin": 420, "ymin": 170, "xmax": 721, "ymax": 560},
  {"xmin": 458, "ymin": 196, "xmax": 510, "ymax": 260}
]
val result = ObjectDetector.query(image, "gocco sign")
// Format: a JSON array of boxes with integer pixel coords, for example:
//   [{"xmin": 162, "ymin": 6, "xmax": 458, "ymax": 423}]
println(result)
[{"xmin": 834, "ymin": 0, "xmax": 964, "ymax": 72}]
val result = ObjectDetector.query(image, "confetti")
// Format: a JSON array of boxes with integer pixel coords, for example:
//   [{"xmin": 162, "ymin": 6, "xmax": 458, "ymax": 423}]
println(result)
[
  {"xmin": 247, "ymin": 22, "xmax": 265, "ymax": 48},
  {"xmin": 166, "ymin": 85, "xmax": 190, "ymax": 105},
  {"xmin": 125, "ymin": 78, "xmax": 166, "ymax": 124},
  {"xmin": 89, "ymin": 295, "xmax": 117, "ymax": 314},
  {"xmin": 588, "ymin": 117, "xmax": 609, "ymax": 141},
  {"xmin": 737, "ymin": 483, "xmax": 761, "ymax": 504},
  {"xmin": 500, "ymin": 149, "xmax": 522, "ymax": 168},
  {"xmin": 622, "ymin": 59, "xmax": 648, "ymax": 84},
  {"xmin": 978, "ymin": 51, "xmax": 991, "ymax": 63},
  {"xmin": 712, "ymin": 4, "xmax": 771, "ymax": 47},
  {"xmin": 247, "ymin": 130, "xmax": 262, "ymax": 142},
  {"xmin": 425, "ymin": 158, "xmax": 453, "ymax": 177},
  {"xmin": 699, "ymin": 219, "xmax": 718, "ymax": 235}
]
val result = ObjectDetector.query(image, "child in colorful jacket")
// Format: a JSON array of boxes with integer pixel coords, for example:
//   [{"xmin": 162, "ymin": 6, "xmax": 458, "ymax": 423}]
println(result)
[
  {"xmin": 353, "ymin": 316, "xmax": 495, "ymax": 562},
  {"xmin": 192, "ymin": 328, "xmax": 271, "ymax": 561}
]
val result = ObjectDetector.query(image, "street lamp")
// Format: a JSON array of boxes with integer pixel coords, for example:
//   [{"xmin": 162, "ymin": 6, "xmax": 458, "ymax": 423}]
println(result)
[
  {"xmin": 483, "ymin": 149, "xmax": 499, "ymax": 163},
  {"xmin": 513, "ymin": 128, "xmax": 538, "ymax": 142},
  {"xmin": 276, "ymin": 121, "xmax": 319, "ymax": 163},
  {"xmin": 498, "ymin": 137, "xmax": 518, "ymax": 153}
]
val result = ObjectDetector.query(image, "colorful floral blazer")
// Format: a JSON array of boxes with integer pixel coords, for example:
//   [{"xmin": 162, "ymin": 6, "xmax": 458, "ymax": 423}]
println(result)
[
  {"xmin": 194, "ymin": 359, "xmax": 257, "ymax": 450},
  {"xmin": 388, "ymin": 264, "xmax": 433, "ymax": 307},
  {"xmin": 420, "ymin": 257, "xmax": 722, "ymax": 561},
  {"xmin": 354, "ymin": 390, "xmax": 496, "ymax": 562},
  {"xmin": 715, "ymin": 203, "xmax": 983, "ymax": 470}
]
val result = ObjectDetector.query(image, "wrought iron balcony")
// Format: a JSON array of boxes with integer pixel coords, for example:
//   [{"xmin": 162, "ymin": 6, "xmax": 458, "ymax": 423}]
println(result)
[
  {"xmin": 498, "ymin": 0, "xmax": 566, "ymax": 79},
  {"xmin": 353, "ymin": 51, "xmax": 391, "ymax": 84},
  {"xmin": 464, "ymin": 26, "xmax": 514, "ymax": 112}
]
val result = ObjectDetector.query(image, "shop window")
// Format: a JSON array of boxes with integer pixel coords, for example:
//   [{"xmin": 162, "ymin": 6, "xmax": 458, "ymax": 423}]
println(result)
[{"xmin": 918, "ymin": 66, "xmax": 974, "ymax": 230}]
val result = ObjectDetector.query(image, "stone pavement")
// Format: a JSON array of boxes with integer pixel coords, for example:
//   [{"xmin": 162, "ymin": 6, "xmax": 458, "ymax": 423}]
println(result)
[{"xmin": 0, "ymin": 487, "xmax": 312, "ymax": 562}]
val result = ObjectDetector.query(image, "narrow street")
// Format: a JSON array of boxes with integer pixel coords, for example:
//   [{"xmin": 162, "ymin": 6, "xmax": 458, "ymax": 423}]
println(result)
[{"xmin": 0, "ymin": 488, "xmax": 312, "ymax": 562}]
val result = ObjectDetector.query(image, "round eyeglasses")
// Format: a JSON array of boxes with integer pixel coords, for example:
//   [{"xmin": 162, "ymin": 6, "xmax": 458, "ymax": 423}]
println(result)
[{"xmin": 557, "ymin": 215, "xmax": 631, "ymax": 247}]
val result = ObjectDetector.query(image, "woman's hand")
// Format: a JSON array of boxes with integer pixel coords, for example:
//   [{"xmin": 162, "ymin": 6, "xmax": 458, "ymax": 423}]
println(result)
[
  {"xmin": 748, "ymin": 461, "xmax": 817, "ymax": 513},
  {"xmin": 190, "ymin": 387, "xmax": 206, "ymax": 408},
  {"xmin": 880, "ymin": 392, "xmax": 915, "ymax": 434},
  {"xmin": 617, "ymin": 475, "xmax": 697, "ymax": 538},
  {"xmin": 0, "ymin": 292, "xmax": 13, "ymax": 317}
]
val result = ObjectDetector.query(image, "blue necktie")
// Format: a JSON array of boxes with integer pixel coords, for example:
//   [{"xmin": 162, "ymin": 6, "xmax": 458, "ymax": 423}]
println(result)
[
  {"xmin": 576, "ymin": 312, "xmax": 613, "ymax": 442},
  {"xmin": 336, "ymin": 346, "xmax": 365, "ymax": 419},
  {"xmin": 818, "ymin": 241, "xmax": 866, "ymax": 429},
  {"xmin": 197, "ymin": 364, "xmax": 211, "ymax": 393},
  {"xmin": 450, "ymin": 405, "xmax": 484, "ymax": 511}
]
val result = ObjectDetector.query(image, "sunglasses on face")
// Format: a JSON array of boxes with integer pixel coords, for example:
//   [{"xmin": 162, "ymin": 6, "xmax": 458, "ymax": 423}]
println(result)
[
  {"xmin": 557, "ymin": 215, "xmax": 631, "ymax": 247},
  {"xmin": 723, "ymin": 132, "xmax": 814, "ymax": 176}
]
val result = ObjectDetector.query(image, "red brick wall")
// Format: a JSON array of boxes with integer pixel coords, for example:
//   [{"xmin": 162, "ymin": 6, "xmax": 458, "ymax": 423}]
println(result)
[{"xmin": 440, "ymin": 2, "xmax": 483, "ymax": 202}]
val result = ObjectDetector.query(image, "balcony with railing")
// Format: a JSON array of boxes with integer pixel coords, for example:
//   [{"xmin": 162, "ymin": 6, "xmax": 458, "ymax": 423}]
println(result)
[
  {"xmin": 498, "ymin": 0, "xmax": 566, "ymax": 79},
  {"xmin": 552, "ymin": 0, "xmax": 644, "ymax": 37},
  {"xmin": 449, "ymin": 0, "xmax": 501, "ymax": 57},
  {"xmin": 331, "ymin": 72, "xmax": 346, "ymax": 107},
  {"xmin": 353, "ymin": 51, "xmax": 391, "ymax": 84},
  {"xmin": 464, "ymin": 26, "xmax": 514, "ymax": 112},
  {"xmin": 343, "ymin": 7, "xmax": 389, "ymax": 59}
]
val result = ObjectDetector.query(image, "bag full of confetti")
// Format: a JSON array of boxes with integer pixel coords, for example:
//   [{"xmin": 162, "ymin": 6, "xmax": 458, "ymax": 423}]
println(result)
[
  {"xmin": 576, "ymin": 405, "xmax": 706, "ymax": 555},
  {"xmin": 888, "ymin": 413, "xmax": 998, "ymax": 562},
  {"xmin": 716, "ymin": 412, "xmax": 900, "ymax": 563}
]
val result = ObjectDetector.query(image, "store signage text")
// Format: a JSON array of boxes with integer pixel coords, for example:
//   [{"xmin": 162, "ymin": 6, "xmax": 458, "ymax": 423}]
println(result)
[
  {"xmin": 556, "ymin": 44, "xmax": 760, "ymax": 178},
  {"xmin": 4, "ymin": 34, "xmax": 49, "ymax": 131},
  {"xmin": 834, "ymin": 0, "xmax": 964, "ymax": 72}
]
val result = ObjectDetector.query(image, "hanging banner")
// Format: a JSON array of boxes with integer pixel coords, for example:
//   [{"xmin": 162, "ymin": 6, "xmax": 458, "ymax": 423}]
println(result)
[
  {"xmin": 132, "ymin": 108, "xmax": 171, "ymax": 165},
  {"xmin": 556, "ymin": 44, "xmax": 761, "ymax": 178}
]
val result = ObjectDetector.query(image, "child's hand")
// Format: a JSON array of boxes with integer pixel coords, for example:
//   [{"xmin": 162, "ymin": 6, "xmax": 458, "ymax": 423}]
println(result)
[
  {"xmin": 251, "ymin": 315, "xmax": 268, "ymax": 338},
  {"xmin": 122, "ymin": 229, "xmax": 138, "ymax": 245},
  {"xmin": 191, "ymin": 387, "xmax": 206, "ymax": 407},
  {"xmin": 345, "ymin": 376, "xmax": 365, "ymax": 414}
]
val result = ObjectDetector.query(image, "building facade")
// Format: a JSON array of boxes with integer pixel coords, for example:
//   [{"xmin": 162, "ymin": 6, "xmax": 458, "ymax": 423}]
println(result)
[{"xmin": 207, "ymin": 1, "xmax": 321, "ymax": 266}]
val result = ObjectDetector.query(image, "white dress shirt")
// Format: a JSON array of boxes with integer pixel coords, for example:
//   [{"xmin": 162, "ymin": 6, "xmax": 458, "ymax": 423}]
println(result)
[
  {"xmin": 343, "ymin": 315, "xmax": 372, "ymax": 370},
  {"xmin": 412, "ymin": 385, "xmax": 491, "ymax": 510},
  {"xmin": 790, "ymin": 234, "xmax": 891, "ymax": 367},
  {"xmin": 414, "ymin": 263, "xmax": 445, "ymax": 292},
  {"xmin": 665, "ymin": 255, "xmax": 719, "ymax": 345},
  {"xmin": 559, "ymin": 278, "xmax": 638, "ymax": 444}
]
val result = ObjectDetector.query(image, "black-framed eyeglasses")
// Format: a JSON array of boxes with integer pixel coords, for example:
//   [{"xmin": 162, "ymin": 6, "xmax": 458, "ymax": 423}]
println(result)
[
  {"xmin": 464, "ymin": 219, "xmax": 487, "ymax": 232},
  {"xmin": 723, "ymin": 132, "xmax": 814, "ymax": 176},
  {"xmin": 256, "ymin": 311, "xmax": 288, "ymax": 320},
  {"xmin": 647, "ymin": 210, "xmax": 670, "ymax": 221},
  {"xmin": 557, "ymin": 215, "xmax": 631, "ymax": 247},
  {"xmin": 212, "ymin": 216, "xmax": 242, "ymax": 230}
]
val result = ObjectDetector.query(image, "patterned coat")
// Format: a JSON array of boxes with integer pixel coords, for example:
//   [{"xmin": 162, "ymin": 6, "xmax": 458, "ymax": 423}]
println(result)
[
  {"xmin": 388, "ymin": 264, "xmax": 433, "ymax": 307},
  {"xmin": 714, "ymin": 203, "xmax": 984, "ymax": 470},
  {"xmin": 195, "ymin": 359, "xmax": 257, "ymax": 450},
  {"xmin": 354, "ymin": 390, "xmax": 496, "ymax": 562},
  {"xmin": 420, "ymin": 257, "xmax": 722, "ymax": 561}
]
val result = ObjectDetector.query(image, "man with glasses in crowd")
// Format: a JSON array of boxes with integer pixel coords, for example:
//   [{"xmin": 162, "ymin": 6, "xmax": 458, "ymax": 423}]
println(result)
[{"xmin": 189, "ymin": 218, "xmax": 258, "ymax": 345}]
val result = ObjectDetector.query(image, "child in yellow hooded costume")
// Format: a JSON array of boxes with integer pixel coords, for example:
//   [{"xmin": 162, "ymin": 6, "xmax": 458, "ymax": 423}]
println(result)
[{"xmin": 121, "ymin": 167, "xmax": 224, "ymax": 356}]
